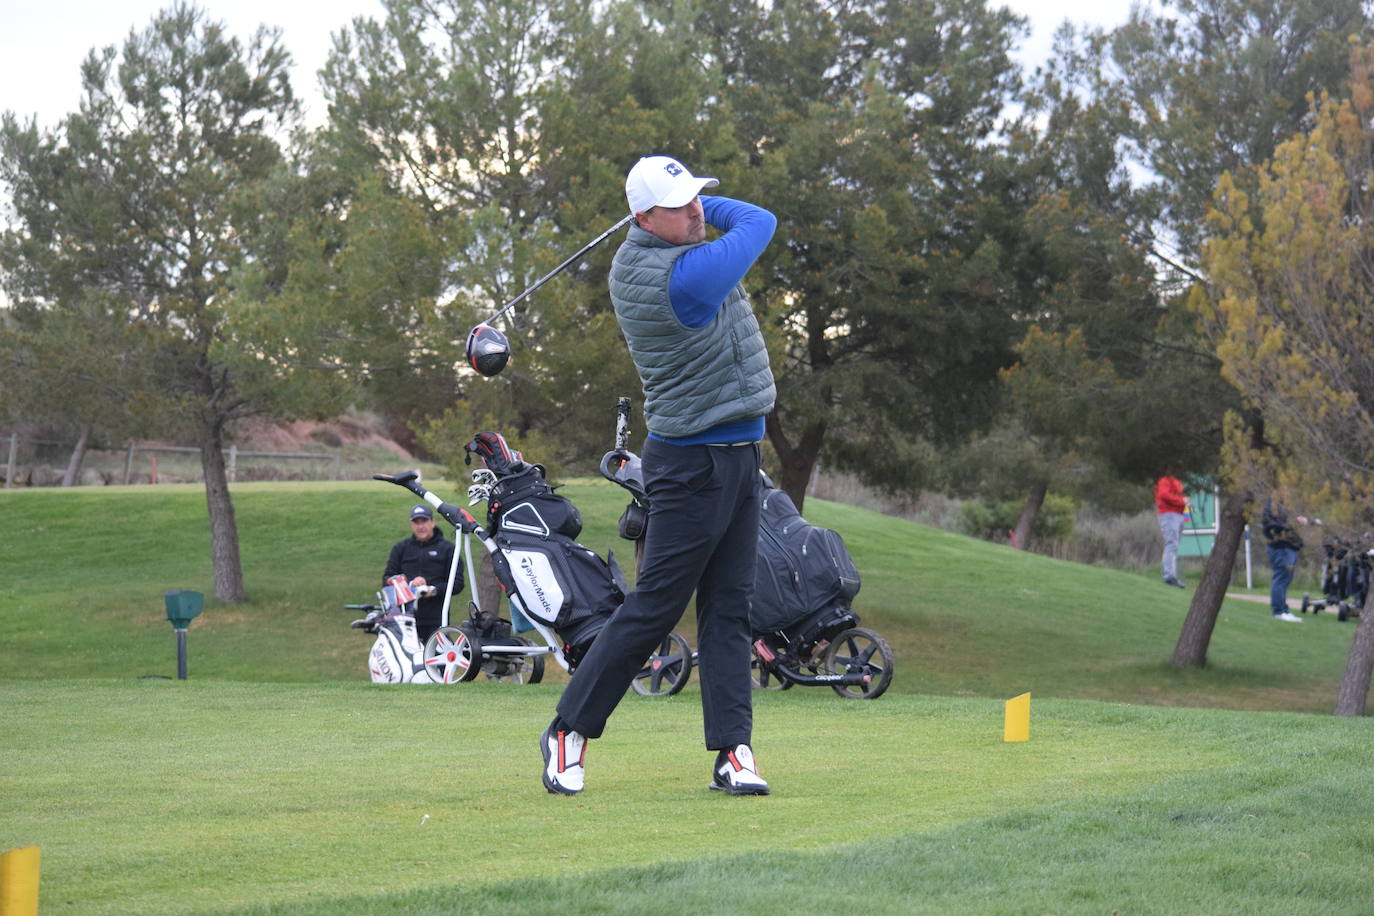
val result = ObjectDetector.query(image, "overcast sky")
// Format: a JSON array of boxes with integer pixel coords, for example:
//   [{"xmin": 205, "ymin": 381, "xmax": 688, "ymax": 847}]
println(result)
[{"xmin": 1, "ymin": 0, "xmax": 1142, "ymax": 129}]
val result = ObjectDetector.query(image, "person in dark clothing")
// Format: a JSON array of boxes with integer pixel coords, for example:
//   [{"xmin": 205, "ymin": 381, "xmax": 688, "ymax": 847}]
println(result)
[
  {"xmin": 1262, "ymin": 494, "xmax": 1307, "ymax": 623},
  {"xmin": 383, "ymin": 503, "xmax": 460, "ymax": 643},
  {"xmin": 540, "ymin": 155, "xmax": 775, "ymax": 797}
]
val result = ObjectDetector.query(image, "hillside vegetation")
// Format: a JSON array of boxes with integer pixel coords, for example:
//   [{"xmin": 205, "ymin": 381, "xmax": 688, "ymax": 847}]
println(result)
[{"xmin": 0, "ymin": 477, "xmax": 1357, "ymax": 712}]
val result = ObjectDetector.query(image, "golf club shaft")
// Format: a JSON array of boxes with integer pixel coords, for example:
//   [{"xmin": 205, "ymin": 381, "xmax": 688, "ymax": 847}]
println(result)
[{"xmin": 482, "ymin": 214, "xmax": 633, "ymax": 325}]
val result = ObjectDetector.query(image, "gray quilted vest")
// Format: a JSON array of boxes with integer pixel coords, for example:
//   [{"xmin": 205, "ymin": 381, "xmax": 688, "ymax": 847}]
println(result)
[{"xmin": 609, "ymin": 225, "xmax": 775, "ymax": 438}]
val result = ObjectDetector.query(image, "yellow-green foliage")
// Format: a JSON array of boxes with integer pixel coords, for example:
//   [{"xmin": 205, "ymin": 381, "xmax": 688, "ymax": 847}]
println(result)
[{"xmin": 1203, "ymin": 39, "xmax": 1374, "ymax": 543}]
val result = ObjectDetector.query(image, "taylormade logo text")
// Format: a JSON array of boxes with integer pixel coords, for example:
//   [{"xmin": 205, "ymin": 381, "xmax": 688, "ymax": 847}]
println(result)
[{"xmin": 519, "ymin": 555, "xmax": 555, "ymax": 614}]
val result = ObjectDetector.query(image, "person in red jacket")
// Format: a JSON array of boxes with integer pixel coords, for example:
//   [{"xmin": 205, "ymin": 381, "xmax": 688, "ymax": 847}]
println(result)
[{"xmin": 1155, "ymin": 472, "xmax": 1188, "ymax": 588}]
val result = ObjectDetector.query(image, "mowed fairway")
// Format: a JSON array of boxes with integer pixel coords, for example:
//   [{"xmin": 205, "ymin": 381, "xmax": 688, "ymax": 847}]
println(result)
[
  {"xmin": 2, "ymin": 480, "xmax": 1371, "ymax": 913},
  {"xmin": 8, "ymin": 681, "xmax": 1372, "ymax": 914}
]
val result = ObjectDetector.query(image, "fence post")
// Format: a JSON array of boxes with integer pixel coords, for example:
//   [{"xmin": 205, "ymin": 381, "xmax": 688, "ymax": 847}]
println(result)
[
  {"xmin": 123, "ymin": 442, "xmax": 135, "ymax": 485},
  {"xmin": 5, "ymin": 434, "xmax": 16, "ymax": 489},
  {"xmin": 227, "ymin": 444, "xmax": 237, "ymax": 483},
  {"xmin": 332, "ymin": 450, "xmax": 341, "ymax": 480},
  {"xmin": 1244, "ymin": 525, "xmax": 1253, "ymax": 590}
]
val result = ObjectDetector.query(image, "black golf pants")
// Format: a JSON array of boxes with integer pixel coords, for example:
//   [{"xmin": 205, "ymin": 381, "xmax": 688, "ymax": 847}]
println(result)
[{"xmin": 556, "ymin": 438, "xmax": 761, "ymax": 750}]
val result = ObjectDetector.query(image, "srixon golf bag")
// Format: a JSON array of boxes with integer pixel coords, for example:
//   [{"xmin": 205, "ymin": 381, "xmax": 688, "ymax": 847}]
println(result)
[
  {"xmin": 464, "ymin": 432, "xmax": 624, "ymax": 667},
  {"xmin": 752, "ymin": 476, "xmax": 862, "ymax": 643},
  {"xmin": 358, "ymin": 577, "xmax": 436, "ymax": 684}
]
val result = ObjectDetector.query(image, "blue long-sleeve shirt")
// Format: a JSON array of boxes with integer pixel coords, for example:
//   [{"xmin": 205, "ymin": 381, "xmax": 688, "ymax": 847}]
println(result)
[
  {"xmin": 670, "ymin": 196, "xmax": 777, "ymax": 328},
  {"xmin": 652, "ymin": 195, "xmax": 776, "ymax": 446}
]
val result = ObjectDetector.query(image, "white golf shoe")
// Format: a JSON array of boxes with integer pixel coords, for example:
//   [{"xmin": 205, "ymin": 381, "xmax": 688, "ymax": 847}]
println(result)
[
  {"xmin": 711, "ymin": 744, "xmax": 770, "ymax": 796},
  {"xmin": 541, "ymin": 723, "xmax": 586, "ymax": 795}
]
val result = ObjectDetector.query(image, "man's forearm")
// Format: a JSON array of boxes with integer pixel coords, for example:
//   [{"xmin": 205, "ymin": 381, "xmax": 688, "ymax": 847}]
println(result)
[{"xmin": 670, "ymin": 196, "xmax": 777, "ymax": 327}]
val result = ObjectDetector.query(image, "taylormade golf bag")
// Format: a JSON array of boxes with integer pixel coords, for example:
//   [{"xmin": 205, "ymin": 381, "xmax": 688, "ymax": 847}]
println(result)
[
  {"xmin": 351, "ymin": 577, "xmax": 437, "ymax": 684},
  {"xmin": 464, "ymin": 432, "xmax": 625, "ymax": 667}
]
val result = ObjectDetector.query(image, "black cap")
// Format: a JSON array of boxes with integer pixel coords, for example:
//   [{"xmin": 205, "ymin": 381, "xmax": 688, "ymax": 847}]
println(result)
[{"xmin": 410, "ymin": 504, "xmax": 433, "ymax": 521}]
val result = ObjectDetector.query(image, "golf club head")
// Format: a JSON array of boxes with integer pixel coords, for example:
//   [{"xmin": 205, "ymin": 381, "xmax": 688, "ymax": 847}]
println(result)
[{"xmin": 466, "ymin": 324, "xmax": 510, "ymax": 377}]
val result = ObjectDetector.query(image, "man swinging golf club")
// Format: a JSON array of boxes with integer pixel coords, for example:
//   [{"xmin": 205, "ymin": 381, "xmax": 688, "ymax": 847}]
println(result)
[{"xmin": 540, "ymin": 155, "xmax": 776, "ymax": 796}]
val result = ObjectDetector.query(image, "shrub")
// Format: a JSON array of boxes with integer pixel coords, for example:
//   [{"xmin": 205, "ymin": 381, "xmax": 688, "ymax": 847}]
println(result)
[{"xmin": 957, "ymin": 493, "xmax": 1076, "ymax": 543}]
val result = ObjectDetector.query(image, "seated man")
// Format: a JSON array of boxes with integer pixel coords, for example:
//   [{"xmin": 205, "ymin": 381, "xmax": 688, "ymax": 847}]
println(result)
[{"xmin": 383, "ymin": 504, "xmax": 460, "ymax": 643}]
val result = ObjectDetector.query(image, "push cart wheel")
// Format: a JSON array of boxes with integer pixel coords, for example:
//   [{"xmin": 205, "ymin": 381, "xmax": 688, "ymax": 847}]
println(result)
[
  {"xmin": 822, "ymin": 627, "xmax": 894, "ymax": 699},
  {"xmin": 423, "ymin": 627, "xmax": 482, "ymax": 683},
  {"xmin": 1301, "ymin": 594, "xmax": 1311, "ymax": 614},
  {"xmin": 1338, "ymin": 602, "xmax": 1351, "ymax": 622},
  {"xmin": 632, "ymin": 631, "xmax": 693, "ymax": 696},
  {"xmin": 522, "ymin": 636, "xmax": 546, "ymax": 684},
  {"xmin": 750, "ymin": 651, "xmax": 792, "ymax": 691},
  {"xmin": 484, "ymin": 635, "xmax": 545, "ymax": 684}
]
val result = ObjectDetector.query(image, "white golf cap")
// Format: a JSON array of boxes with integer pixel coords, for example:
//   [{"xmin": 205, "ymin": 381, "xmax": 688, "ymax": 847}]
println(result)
[{"xmin": 625, "ymin": 156, "xmax": 719, "ymax": 214}]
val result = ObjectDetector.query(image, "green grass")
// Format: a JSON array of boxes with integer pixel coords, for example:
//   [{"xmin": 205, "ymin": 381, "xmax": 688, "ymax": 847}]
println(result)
[
  {"xmin": 4, "ymin": 682, "xmax": 1371, "ymax": 914},
  {"xmin": 1, "ymin": 480, "xmax": 1370, "ymax": 913},
  {"xmin": 0, "ymin": 477, "xmax": 1358, "ymax": 707}
]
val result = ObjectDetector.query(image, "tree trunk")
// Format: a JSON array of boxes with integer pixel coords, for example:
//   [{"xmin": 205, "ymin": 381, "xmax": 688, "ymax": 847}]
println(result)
[
  {"xmin": 1011, "ymin": 480, "xmax": 1047, "ymax": 550},
  {"xmin": 61, "ymin": 424, "xmax": 92, "ymax": 487},
  {"xmin": 199, "ymin": 425, "xmax": 247, "ymax": 602},
  {"xmin": 1171, "ymin": 487, "xmax": 1249, "ymax": 668},
  {"xmin": 766, "ymin": 412, "xmax": 825, "ymax": 514},
  {"xmin": 1334, "ymin": 587, "xmax": 1374, "ymax": 716},
  {"xmin": 476, "ymin": 550, "xmax": 502, "ymax": 616}
]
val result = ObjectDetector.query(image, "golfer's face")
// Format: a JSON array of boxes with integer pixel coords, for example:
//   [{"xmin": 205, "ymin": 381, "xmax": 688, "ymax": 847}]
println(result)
[
  {"xmin": 411, "ymin": 518, "xmax": 434, "ymax": 539},
  {"xmin": 641, "ymin": 197, "xmax": 705, "ymax": 245}
]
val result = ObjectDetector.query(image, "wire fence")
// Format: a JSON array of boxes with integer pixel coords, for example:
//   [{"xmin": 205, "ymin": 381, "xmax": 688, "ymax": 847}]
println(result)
[{"xmin": 3, "ymin": 433, "xmax": 341, "ymax": 488}]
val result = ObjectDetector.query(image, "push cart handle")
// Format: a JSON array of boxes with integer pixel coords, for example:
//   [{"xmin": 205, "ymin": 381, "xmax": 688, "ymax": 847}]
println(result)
[
  {"xmin": 599, "ymin": 450, "xmax": 628, "ymax": 483},
  {"xmin": 442, "ymin": 504, "xmax": 480, "ymax": 534},
  {"xmin": 372, "ymin": 470, "xmax": 420, "ymax": 484},
  {"xmin": 372, "ymin": 469, "xmax": 482, "ymax": 535}
]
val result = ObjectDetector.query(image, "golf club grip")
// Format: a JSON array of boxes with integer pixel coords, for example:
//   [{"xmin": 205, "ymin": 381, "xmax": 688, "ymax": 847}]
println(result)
[{"xmin": 615, "ymin": 396, "xmax": 631, "ymax": 451}]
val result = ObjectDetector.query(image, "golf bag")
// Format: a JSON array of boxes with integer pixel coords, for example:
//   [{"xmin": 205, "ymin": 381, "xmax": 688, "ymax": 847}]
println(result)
[
  {"xmin": 1321, "ymin": 542, "xmax": 1371, "ymax": 620},
  {"xmin": 354, "ymin": 578, "xmax": 436, "ymax": 684},
  {"xmin": 752, "ymin": 477, "xmax": 862, "ymax": 645},
  {"xmin": 466, "ymin": 431, "xmax": 625, "ymax": 666}
]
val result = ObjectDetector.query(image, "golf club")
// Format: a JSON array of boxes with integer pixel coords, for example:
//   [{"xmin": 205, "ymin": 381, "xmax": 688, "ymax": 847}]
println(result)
[{"xmin": 465, "ymin": 214, "xmax": 634, "ymax": 377}]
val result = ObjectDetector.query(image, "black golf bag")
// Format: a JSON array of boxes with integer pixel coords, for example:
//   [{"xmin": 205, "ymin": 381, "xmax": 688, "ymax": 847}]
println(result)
[
  {"xmin": 752, "ymin": 477, "xmax": 863, "ymax": 652},
  {"xmin": 465, "ymin": 432, "xmax": 625, "ymax": 666},
  {"xmin": 1320, "ymin": 541, "xmax": 1371, "ymax": 621}
]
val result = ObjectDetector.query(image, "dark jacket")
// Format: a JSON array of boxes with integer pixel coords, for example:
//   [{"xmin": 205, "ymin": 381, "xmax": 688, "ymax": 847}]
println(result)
[
  {"xmin": 384, "ymin": 528, "xmax": 460, "ymax": 620},
  {"xmin": 1262, "ymin": 501, "xmax": 1303, "ymax": 550}
]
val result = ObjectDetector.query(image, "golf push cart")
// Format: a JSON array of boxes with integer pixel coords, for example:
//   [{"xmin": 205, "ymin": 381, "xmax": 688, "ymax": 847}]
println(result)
[
  {"xmin": 600, "ymin": 397, "xmax": 894, "ymax": 700},
  {"xmin": 346, "ymin": 573, "xmax": 544, "ymax": 685},
  {"xmin": 350, "ymin": 431, "xmax": 694, "ymax": 693},
  {"xmin": 1301, "ymin": 540, "xmax": 1372, "ymax": 622}
]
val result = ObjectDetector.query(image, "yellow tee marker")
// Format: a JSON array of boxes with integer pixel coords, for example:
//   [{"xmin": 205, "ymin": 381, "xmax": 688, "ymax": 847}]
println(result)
[
  {"xmin": 0, "ymin": 845, "xmax": 40, "ymax": 916},
  {"xmin": 1004, "ymin": 692, "xmax": 1030, "ymax": 742}
]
